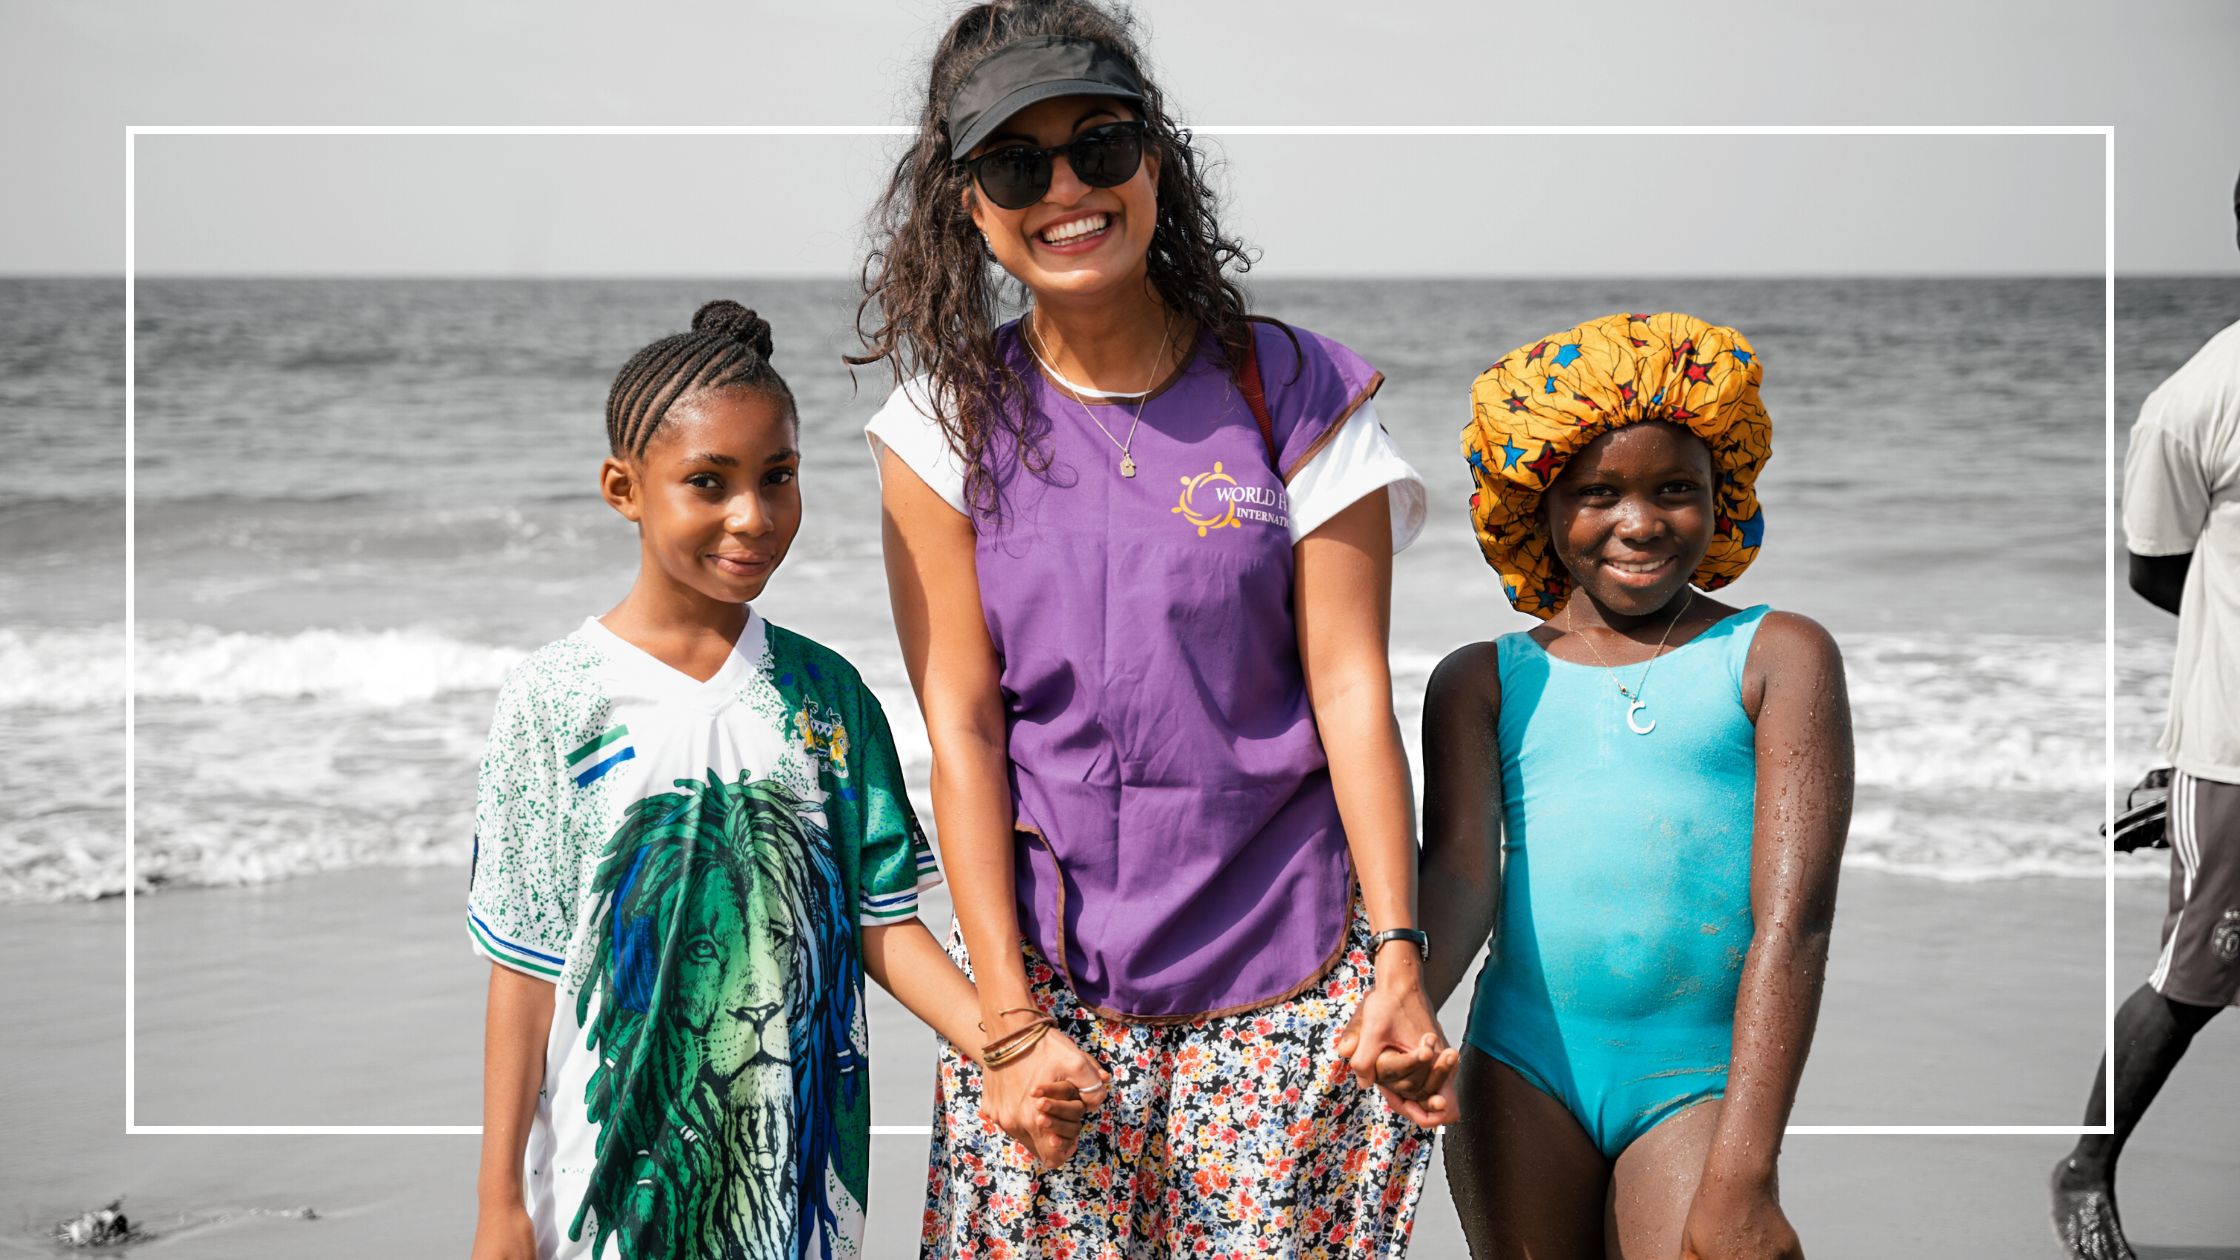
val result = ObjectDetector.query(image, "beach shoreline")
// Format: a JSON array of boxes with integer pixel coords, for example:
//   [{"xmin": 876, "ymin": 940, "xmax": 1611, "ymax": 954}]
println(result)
[{"xmin": 5, "ymin": 864, "xmax": 2235, "ymax": 1255}]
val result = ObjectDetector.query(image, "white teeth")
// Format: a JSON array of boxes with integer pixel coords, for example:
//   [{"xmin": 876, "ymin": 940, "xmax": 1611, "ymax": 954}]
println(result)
[
  {"xmin": 1041, "ymin": 214, "xmax": 1108, "ymax": 244},
  {"xmin": 1611, "ymin": 559, "xmax": 1667, "ymax": 573}
]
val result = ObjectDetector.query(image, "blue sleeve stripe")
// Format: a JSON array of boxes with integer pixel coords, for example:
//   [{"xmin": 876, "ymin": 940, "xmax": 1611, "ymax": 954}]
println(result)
[
  {"xmin": 468, "ymin": 910, "xmax": 567, "ymax": 964},
  {"xmin": 860, "ymin": 893, "xmax": 920, "ymax": 916},
  {"xmin": 467, "ymin": 918, "xmax": 564, "ymax": 978}
]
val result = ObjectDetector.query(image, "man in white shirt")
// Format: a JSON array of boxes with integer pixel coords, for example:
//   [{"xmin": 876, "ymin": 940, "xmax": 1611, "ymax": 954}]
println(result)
[{"xmin": 2052, "ymin": 175, "xmax": 2240, "ymax": 1260}]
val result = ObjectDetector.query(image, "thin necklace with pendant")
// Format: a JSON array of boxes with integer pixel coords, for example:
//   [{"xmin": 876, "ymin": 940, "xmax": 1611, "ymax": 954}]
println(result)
[
  {"xmin": 1568, "ymin": 587, "xmax": 1695, "ymax": 736},
  {"xmin": 1026, "ymin": 308, "xmax": 1172, "ymax": 479}
]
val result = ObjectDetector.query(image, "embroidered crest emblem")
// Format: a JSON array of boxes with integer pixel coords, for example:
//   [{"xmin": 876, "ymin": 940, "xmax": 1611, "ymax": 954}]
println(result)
[
  {"xmin": 792, "ymin": 703, "xmax": 850, "ymax": 779},
  {"xmin": 2214, "ymin": 910, "xmax": 2240, "ymax": 964}
]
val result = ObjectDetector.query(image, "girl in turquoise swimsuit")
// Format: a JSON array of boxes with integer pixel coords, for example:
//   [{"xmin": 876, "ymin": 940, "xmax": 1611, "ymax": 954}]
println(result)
[{"xmin": 1411, "ymin": 313, "xmax": 1854, "ymax": 1259}]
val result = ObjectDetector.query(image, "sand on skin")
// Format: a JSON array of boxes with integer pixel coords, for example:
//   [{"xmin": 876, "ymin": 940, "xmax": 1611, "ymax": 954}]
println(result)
[{"xmin": 4, "ymin": 867, "xmax": 2235, "ymax": 1256}]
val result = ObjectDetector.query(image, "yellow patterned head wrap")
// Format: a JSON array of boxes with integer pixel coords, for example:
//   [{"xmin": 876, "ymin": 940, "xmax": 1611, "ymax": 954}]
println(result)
[
  {"xmin": 1461, "ymin": 312, "xmax": 1770, "ymax": 620},
  {"xmin": 1469, "ymin": 309, "xmax": 1765, "ymax": 614}
]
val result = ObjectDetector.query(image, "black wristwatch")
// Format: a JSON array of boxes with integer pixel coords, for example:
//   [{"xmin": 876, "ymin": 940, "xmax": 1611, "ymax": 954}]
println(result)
[{"xmin": 1369, "ymin": 927, "xmax": 1430, "ymax": 963}]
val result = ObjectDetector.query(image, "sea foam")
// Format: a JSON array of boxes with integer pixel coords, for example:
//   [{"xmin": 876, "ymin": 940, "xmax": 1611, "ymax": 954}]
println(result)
[{"xmin": 0, "ymin": 624, "xmax": 523, "ymax": 710}]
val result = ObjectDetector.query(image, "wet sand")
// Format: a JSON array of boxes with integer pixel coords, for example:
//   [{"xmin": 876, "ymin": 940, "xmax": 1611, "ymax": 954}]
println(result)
[{"xmin": 3, "ymin": 866, "xmax": 2234, "ymax": 1256}]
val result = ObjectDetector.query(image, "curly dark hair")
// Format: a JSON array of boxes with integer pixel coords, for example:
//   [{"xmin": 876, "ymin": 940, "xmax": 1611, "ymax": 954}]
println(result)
[{"xmin": 850, "ymin": 0, "xmax": 1266, "ymax": 515}]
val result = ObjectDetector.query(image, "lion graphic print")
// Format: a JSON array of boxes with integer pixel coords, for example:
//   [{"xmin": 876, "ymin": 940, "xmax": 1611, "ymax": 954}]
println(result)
[
  {"xmin": 574, "ymin": 773, "xmax": 848, "ymax": 1260},
  {"xmin": 467, "ymin": 612, "xmax": 940, "ymax": 1260}
]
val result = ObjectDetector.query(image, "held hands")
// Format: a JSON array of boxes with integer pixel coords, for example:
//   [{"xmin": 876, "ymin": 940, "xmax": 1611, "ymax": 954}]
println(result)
[
  {"xmin": 1679, "ymin": 1171, "xmax": 1805, "ymax": 1260},
  {"xmin": 1333, "ymin": 961, "xmax": 1459, "ymax": 1128},
  {"xmin": 978, "ymin": 1018, "xmax": 1109, "ymax": 1169}
]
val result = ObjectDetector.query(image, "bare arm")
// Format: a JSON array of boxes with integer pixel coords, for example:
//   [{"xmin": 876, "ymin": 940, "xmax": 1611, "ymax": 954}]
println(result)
[
  {"xmin": 878, "ymin": 449, "xmax": 1034, "ymax": 1030},
  {"xmin": 471, "ymin": 964, "xmax": 554, "ymax": 1260},
  {"xmin": 1296, "ymin": 488, "xmax": 1454, "ymax": 1125},
  {"xmin": 1683, "ymin": 612, "xmax": 1852, "ymax": 1259},
  {"xmin": 1296, "ymin": 489, "xmax": 1416, "ymax": 956},
  {"xmin": 878, "ymin": 449, "xmax": 1106, "ymax": 1164},
  {"xmin": 1415, "ymin": 642, "xmax": 1504, "ymax": 1010},
  {"xmin": 861, "ymin": 919, "xmax": 984, "ymax": 1058}
]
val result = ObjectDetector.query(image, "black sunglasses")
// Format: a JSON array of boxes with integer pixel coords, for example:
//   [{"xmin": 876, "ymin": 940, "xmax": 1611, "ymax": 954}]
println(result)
[{"xmin": 961, "ymin": 120, "xmax": 1147, "ymax": 212}]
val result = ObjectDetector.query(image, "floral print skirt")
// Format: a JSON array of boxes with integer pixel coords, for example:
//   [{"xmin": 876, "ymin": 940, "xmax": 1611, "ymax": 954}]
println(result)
[{"xmin": 921, "ymin": 902, "xmax": 1433, "ymax": 1258}]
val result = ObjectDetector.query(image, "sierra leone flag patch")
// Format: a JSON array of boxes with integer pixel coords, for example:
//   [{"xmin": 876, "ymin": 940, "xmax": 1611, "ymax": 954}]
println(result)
[{"xmin": 568, "ymin": 724, "xmax": 635, "ymax": 786}]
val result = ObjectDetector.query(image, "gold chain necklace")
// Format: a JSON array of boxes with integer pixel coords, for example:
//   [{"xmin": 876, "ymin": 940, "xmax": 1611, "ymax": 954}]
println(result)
[
  {"xmin": 1026, "ymin": 308, "xmax": 1172, "ymax": 479},
  {"xmin": 1567, "ymin": 587, "xmax": 1695, "ymax": 736}
]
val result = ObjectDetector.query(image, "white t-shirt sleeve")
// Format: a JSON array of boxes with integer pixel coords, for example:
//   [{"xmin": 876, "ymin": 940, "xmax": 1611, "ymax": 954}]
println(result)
[
  {"xmin": 465, "ymin": 666, "xmax": 577, "ymax": 981},
  {"xmin": 864, "ymin": 376, "xmax": 970, "ymax": 516},
  {"xmin": 2122, "ymin": 413, "xmax": 2211, "ymax": 557},
  {"xmin": 1285, "ymin": 397, "xmax": 1427, "ymax": 551}
]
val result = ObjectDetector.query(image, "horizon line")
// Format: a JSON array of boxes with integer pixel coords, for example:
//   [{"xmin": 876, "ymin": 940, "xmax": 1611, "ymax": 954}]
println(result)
[{"xmin": 12, "ymin": 268, "xmax": 2202, "ymax": 283}]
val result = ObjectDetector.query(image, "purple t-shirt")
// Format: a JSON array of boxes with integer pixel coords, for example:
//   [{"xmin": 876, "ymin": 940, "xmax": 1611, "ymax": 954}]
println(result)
[{"xmin": 969, "ymin": 320, "xmax": 1382, "ymax": 1019}]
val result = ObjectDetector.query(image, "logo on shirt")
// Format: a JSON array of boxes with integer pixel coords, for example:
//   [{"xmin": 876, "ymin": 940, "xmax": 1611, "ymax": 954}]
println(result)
[
  {"xmin": 1172, "ymin": 460, "xmax": 1288, "ymax": 537},
  {"xmin": 567, "ymin": 724, "xmax": 635, "ymax": 787},
  {"xmin": 793, "ymin": 703, "xmax": 851, "ymax": 779},
  {"xmin": 2214, "ymin": 909, "xmax": 2240, "ymax": 963}
]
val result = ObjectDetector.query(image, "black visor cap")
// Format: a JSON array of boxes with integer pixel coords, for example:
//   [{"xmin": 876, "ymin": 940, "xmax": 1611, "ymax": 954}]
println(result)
[{"xmin": 944, "ymin": 36, "xmax": 1147, "ymax": 160}]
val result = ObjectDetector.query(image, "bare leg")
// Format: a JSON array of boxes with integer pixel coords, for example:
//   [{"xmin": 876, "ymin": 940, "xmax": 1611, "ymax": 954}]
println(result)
[
  {"xmin": 1447, "ymin": 1046, "xmax": 1610, "ymax": 1259},
  {"xmin": 1606, "ymin": 1098, "xmax": 1723, "ymax": 1259},
  {"xmin": 2050, "ymin": 982, "xmax": 2223, "ymax": 1260}
]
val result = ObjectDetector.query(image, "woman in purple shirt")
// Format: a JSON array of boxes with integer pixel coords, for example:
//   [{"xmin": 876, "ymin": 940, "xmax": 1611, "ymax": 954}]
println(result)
[{"xmin": 857, "ymin": 2, "xmax": 1450, "ymax": 1254}]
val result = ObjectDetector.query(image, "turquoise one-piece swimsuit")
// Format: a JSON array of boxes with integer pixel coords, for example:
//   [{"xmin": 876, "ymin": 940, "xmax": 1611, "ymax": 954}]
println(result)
[{"xmin": 1463, "ymin": 605, "xmax": 1769, "ymax": 1160}]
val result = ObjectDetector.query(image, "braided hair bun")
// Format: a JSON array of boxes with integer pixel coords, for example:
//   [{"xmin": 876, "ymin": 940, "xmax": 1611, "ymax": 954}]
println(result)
[
  {"xmin": 604, "ymin": 300, "xmax": 797, "ymax": 456},
  {"xmin": 691, "ymin": 300, "xmax": 775, "ymax": 360}
]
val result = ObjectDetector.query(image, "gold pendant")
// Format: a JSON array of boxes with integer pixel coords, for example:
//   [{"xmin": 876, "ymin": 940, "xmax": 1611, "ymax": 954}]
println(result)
[{"xmin": 1120, "ymin": 454, "xmax": 1137, "ymax": 478}]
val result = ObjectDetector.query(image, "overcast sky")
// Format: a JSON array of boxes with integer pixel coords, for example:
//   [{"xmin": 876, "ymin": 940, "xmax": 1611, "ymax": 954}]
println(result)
[
  {"xmin": 128, "ymin": 132, "xmax": 2106, "ymax": 277},
  {"xmin": 6, "ymin": 0, "xmax": 2236, "ymax": 276}
]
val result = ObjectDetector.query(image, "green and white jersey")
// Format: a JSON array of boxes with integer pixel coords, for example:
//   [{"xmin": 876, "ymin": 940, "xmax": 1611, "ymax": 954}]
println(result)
[{"xmin": 466, "ymin": 611, "xmax": 939, "ymax": 1260}]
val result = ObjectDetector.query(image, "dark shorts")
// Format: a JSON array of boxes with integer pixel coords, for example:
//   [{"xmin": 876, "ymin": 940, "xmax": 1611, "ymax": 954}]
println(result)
[{"xmin": 2148, "ymin": 769, "xmax": 2240, "ymax": 1007}]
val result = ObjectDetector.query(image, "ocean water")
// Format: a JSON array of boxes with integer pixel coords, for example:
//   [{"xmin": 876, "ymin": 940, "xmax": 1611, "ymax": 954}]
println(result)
[{"xmin": 3, "ymin": 275, "xmax": 2228, "ymax": 901}]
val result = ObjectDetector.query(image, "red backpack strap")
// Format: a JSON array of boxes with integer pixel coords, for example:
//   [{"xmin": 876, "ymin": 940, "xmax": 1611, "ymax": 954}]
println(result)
[{"xmin": 1238, "ymin": 330, "xmax": 1278, "ymax": 468}]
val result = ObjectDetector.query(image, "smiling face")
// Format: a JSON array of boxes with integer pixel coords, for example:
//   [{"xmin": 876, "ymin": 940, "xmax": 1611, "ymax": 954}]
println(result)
[
  {"xmin": 1543, "ymin": 422, "xmax": 1719, "ymax": 620},
  {"xmin": 602, "ymin": 388, "xmax": 801, "ymax": 610},
  {"xmin": 965, "ymin": 94, "xmax": 1159, "ymax": 308}
]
